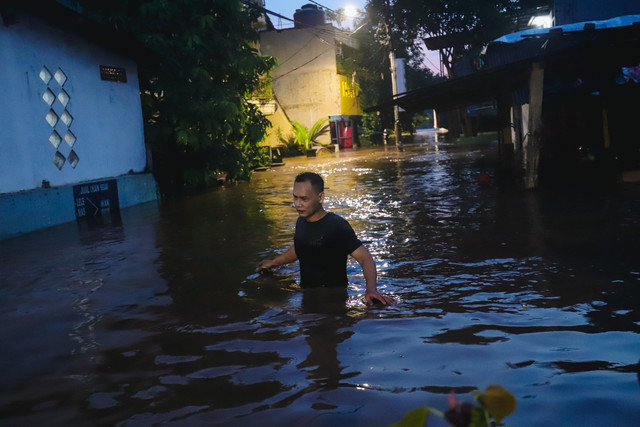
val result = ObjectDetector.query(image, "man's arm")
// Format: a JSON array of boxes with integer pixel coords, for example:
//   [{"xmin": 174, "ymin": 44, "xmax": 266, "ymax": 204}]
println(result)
[
  {"xmin": 257, "ymin": 245, "xmax": 297, "ymax": 271},
  {"xmin": 351, "ymin": 245, "xmax": 393, "ymax": 305}
]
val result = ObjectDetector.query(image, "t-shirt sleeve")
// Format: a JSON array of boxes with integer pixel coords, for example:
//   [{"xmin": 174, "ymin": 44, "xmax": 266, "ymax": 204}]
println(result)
[{"xmin": 337, "ymin": 215, "xmax": 362, "ymax": 255}]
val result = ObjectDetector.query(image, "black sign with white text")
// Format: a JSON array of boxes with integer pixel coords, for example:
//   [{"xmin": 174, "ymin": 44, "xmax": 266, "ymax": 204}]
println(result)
[{"xmin": 73, "ymin": 179, "xmax": 119, "ymax": 219}]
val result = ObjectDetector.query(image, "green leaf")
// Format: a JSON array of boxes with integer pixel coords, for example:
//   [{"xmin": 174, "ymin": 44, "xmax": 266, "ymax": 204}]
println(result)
[
  {"xmin": 309, "ymin": 117, "xmax": 330, "ymax": 144},
  {"xmin": 390, "ymin": 407, "xmax": 431, "ymax": 427},
  {"xmin": 476, "ymin": 385, "xmax": 517, "ymax": 424},
  {"xmin": 290, "ymin": 120, "xmax": 310, "ymax": 150},
  {"xmin": 76, "ymin": 0, "xmax": 276, "ymax": 194},
  {"xmin": 187, "ymin": 34, "xmax": 202, "ymax": 47},
  {"xmin": 467, "ymin": 406, "xmax": 492, "ymax": 427},
  {"xmin": 176, "ymin": 127, "xmax": 198, "ymax": 146},
  {"xmin": 290, "ymin": 118, "xmax": 330, "ymax": 151},
  {"xmin": 199, "ymin": 14, "xmax": 215, "ymax": 29}
]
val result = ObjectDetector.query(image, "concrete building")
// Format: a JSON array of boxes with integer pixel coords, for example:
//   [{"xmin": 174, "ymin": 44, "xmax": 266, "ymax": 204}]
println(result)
[
  {"xmin": 0, "ymin": 1, "xmax": 157, "ymax": 239},
  {"xmin": 259, "ymin": 5, "xmax": 361, "ymax": 147}
]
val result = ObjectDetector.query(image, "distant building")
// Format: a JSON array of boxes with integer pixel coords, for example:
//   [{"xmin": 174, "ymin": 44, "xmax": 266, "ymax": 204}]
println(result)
[
  {"xmin": 383, "ymin": 2, "xmax": 640, "ymax": 189},
  {"xmin": 0, "ymin": 1, "xmax": 157, "ymax": 239},
  {"xmin": 259, "ymin": 4, "xmax": 362, "ymax": 148}
]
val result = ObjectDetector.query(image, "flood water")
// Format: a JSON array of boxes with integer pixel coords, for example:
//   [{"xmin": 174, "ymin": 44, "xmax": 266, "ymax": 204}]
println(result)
[{"xmin": 2, "ymin": 137, "xmax": 640, "ymax": 426}]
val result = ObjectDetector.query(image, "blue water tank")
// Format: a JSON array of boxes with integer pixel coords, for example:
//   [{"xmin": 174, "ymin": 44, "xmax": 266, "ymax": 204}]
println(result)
[{"xmin": 294, "ymin": 4, "xmax": 325, "ymax": 28}]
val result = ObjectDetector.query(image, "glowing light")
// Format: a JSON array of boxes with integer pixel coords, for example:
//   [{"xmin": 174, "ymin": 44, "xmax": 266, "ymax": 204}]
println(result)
[
  {"xmin": 343, "ymin": 4, "xmax": 359, "ymax": 18},
  {"xmin": 528, "ymin": 14, "xmax": 553, "ymax": 28}
]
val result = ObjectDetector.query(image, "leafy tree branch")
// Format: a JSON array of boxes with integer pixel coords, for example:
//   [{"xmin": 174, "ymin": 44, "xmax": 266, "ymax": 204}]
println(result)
[{"xmin": 75, "ymin": 0, "xmax": 277, "ymax": 194}]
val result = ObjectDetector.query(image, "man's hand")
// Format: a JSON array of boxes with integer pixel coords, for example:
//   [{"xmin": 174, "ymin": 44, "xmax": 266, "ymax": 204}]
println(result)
[
  {"xmin": 365, "ymin": 290, "xmax": 394, "ymax": 305},
  {"xmin": 257, "ymin": 259, "xmax": 275, "ymax": 272},
  {"xmin": 351, "ymin": 246, "xmax": 392, "ymax": 306},
  {"xmin": 256, "ymin": 246, "xmax": 297, "ymax": 273}
]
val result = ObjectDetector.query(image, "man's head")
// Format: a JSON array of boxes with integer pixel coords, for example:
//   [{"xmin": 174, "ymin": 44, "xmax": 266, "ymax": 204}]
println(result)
[
  {"xmin": 293, "ymin": 172, "xmax": 325, "ymax": 221},
  {"xmin": 294, "ymin": 172, "xmax": 324, "ymax": 194}
]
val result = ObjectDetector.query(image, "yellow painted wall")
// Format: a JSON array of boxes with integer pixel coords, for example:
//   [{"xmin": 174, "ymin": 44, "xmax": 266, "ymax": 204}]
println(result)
[{"xmin": 339, "ymin": 75, "xmax": 362, "ymax": 116}]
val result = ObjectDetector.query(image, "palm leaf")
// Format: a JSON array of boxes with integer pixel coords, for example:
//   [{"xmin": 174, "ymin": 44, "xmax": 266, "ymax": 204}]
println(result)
[
  {"xmin": 290, "ymin": 118, "xmax": 330, "ymax": 150},
  {"xmin": 309, "ymin": 117, "xmax": 330, "ymax": 145},
  {"xmin": 290, "ymin": 120, "xmax": 310, "ymax": 150}
]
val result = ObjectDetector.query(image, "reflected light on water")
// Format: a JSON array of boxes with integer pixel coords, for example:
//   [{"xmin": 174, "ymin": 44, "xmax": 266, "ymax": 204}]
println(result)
[{"xmin": 2, "ymin": 141, "xmax": 640, "ymax": 426}]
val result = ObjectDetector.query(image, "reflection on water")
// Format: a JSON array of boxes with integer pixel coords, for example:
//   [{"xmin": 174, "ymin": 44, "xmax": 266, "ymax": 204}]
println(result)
[{"xmin": 2, "ymin": 137, "xmax": 640, "ymax": 426}]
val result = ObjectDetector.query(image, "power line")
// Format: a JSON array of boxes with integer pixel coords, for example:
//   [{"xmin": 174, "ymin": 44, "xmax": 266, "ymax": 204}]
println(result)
[
  {"xmin": 306, "ymin": 0, "xmax": 336, "ymax": 14},
  {"xmin": 241, "ymin": 1, "xmax": 354, "ymax": 76},
  {"xmin": 277, "ymin": 27, "xmax": 333, "ymax": 67},
  {"xmin": 306, "ymin": 0, "xmax": 366, "ymax": 19},
  {"xmin": 423, "ymin": 54, "xmax": 441, "ymax": 74},
  {"xmin": 272, "ymin": 45, "xmax": 334, "ymax": 81},
  {"xmin": 243, "ymin": 0, "xmax": 360, "ymax": 31},
  {"xmin": 243, "ymin": 1, "xmax": 340, "ymax": 35},
  {"xmin": 242, "ymin": 1, "xmax": 294, "ymax": 24}
]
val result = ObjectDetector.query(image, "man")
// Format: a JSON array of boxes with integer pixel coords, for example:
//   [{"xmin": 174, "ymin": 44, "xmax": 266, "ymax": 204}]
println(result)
[{"xmin": 257, "ymin": 172, "xmax": 393, "ymax": 305}]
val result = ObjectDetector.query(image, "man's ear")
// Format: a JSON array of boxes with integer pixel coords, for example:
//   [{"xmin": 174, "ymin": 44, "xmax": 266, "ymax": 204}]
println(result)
[{"xmin": 319, "ymin": 191, "xmax": 325, "ymax": 203}]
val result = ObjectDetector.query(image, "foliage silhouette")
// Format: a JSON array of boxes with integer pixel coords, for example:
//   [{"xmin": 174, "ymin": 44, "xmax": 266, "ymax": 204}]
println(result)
[
  {"xmin": 75, "ymin": 0, "xmax": 277, "ymax": 194},
  {"xmin": 391, "ymin": 385, "xmax": 516, "ymax": 427}
]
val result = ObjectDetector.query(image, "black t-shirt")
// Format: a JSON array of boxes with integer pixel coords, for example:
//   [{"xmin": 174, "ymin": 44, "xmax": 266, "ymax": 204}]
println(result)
[{"xmin": 294, "ymin": 212, "xmax": 362, "ymax": 288}]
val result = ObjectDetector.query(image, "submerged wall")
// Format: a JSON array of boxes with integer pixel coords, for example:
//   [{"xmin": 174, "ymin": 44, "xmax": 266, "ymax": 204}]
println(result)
[{"xmin": 0, "ymin": 174, "xmax": 158, "ymax": 239}]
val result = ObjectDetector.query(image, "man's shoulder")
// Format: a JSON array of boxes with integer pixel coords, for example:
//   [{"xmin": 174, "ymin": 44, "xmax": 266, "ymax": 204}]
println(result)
[
  {"xmin": 325, "ymin": 213, "xmax": 356, "ymax": 234},
  {"xmin": 325, "ymin": 212, "xmax": 350, "ymax": 224},
  {"xmin": 296, "ymin": 212, "xmax": 352, "ymax": 229}
]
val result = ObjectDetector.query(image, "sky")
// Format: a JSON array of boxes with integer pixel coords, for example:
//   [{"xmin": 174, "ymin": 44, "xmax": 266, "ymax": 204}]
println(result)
[{"xmin": 263, "ymin": 0, "xmax": 442, "ymax": 75}]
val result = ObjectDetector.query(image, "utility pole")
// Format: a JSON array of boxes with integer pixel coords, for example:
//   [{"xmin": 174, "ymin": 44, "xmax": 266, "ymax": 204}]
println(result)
[
  {"xmin": 385, "ymin": 0, "xmax": 402, "ymax": 151},
  {"xmin": 388, "ymin": 49, "xmax": 402, "ymax": 151}
]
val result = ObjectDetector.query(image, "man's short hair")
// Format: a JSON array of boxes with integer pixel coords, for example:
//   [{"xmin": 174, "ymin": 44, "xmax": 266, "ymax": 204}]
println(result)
[{"xmin": 295, "ymin": 172, "xmax": 324, "ymax": 194}]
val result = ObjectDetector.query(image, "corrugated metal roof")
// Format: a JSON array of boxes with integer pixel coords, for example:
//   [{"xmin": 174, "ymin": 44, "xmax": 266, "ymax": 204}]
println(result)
[{"xmin": 367, "ymin": 21, "xmax": 640, "ymax": 113}]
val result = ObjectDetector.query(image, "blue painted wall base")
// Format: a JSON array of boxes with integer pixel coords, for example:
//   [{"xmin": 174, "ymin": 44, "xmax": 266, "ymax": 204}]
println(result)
[{"xmin": 0, "ymin": 173, "xmax": 158, "ymax": 240}]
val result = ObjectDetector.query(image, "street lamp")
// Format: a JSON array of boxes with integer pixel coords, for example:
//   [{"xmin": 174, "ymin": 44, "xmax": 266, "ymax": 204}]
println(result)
[
  {"xmin": 528, "ymin": 13, "xmax": 553, "ymax": 28},
  {"xmin": 343, "ymin": 4, "xmax": 358, "ymax": 19}
]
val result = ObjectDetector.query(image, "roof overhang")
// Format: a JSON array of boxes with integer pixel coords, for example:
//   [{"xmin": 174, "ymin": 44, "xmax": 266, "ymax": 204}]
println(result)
[
  {"xmin": 1, "ymin": 0, "xmax": 152, "ymax": 61},
  {"xmin": 423, "ymin": 27, "xmax": 496, "ymax": 51},
  {"xmin": 368, "ymin": 22, "xmax": 640, "ymax": 113}
]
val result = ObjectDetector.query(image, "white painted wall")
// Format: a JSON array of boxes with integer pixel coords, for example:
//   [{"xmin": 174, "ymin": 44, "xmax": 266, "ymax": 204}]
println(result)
[{"xmin": 0, "ymin": 11, "xmax": 146, "ymax": 194}]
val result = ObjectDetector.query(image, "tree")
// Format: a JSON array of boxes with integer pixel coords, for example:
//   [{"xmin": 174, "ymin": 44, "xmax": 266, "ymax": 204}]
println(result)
[
  {"xmin": 75, "ymin": 0, "xmax": 277, "ymax": 194},
  {"xmin": 367, "ymin": 0, "xmax": 543, "ymax": 78},
  {"xmin": 365, "ymin": 0, "xmax": 551, "ymax": 137},
  {"xmin": 334, "ymin": 5, "xmax": 440, "ymax": 134}
]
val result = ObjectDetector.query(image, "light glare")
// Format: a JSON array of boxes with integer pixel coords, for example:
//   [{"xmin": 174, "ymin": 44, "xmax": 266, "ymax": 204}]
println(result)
[
  {"xmin": 343, "ymin": 4, "xmax": 358, "ymax": 18},
  {"xmin": 528, "ymin": 14, "xmax": 553, "ymax": 28}
]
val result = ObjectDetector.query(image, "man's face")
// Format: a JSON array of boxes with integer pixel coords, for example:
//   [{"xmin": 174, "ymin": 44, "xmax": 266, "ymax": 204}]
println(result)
[{"xmin": 293, "ymin": 181, "xmax": 324, "ymax": 219}]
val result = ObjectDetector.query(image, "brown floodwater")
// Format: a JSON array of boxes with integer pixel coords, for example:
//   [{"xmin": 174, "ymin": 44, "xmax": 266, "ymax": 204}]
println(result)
[{"xmin": 2, "ymin": 136, "xmax": 640, "ymax": 426}]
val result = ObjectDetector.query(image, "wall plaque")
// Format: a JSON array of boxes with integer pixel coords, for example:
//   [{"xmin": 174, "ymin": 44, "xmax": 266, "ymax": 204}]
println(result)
[
  {"xmin": 73, "ymin": 179, "xmax": 119, "ymax": 219},
  {"xmin": 100, "ymin": 65, "xmax": 127, "ymax": 83}
]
